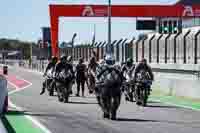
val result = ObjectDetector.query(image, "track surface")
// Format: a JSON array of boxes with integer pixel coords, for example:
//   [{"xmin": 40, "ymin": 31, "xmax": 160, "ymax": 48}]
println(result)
[{"xmin": 7, "ymin": 67, "xmax": 200, "ymax": 133}]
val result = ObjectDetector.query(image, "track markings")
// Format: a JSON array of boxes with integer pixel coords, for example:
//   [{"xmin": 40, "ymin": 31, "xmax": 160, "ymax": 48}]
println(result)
[{"xmin": 5, "ymin": 72, "xmax": 52, "ymax": 133}]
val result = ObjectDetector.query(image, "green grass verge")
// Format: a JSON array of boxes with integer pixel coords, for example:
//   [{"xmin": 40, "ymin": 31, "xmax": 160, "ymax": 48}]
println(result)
[{"xmin": 2, "ymin": 110, "xmax": 44, "ymax": 133}]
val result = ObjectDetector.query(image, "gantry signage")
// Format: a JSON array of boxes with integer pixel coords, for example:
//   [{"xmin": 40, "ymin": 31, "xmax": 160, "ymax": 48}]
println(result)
[{"xmin": 49, "ymin": 0, "xmax": 200, "ymax": 56}]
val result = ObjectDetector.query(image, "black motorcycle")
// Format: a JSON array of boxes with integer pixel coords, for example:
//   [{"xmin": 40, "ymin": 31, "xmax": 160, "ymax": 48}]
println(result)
[
  {"xmin": 55, "ymin": 69, "xmax": 73, "ymax": 103},
  {"xmin": 134, "ymin": 70, "xmax": 152, "ymax": 106}
]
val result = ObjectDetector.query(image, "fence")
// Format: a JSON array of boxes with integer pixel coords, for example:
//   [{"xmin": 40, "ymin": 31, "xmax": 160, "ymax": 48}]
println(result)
[{"xmin": 60, "ymin": 26, "xmax": 200, "ymax": 65}]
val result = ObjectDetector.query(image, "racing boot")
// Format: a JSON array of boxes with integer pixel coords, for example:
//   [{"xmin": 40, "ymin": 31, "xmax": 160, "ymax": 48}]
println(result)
[{"xmin": 40, "ymin": 87, "xmax": 45, "ymax": 95}]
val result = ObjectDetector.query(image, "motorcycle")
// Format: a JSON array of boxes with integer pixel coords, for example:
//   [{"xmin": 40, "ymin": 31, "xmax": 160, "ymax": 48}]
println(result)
[
  {"xmin": 44, "ymin": 69, "xmax": 56, "ymax": 96},
  {"xmin": 122, "ymin": 70, "xmax": 135, "ymax": 102},
  {"xmin": 55, "ymin": 69, "xmax": 73, "ymax": 103},
  {"xmin": 134, "ymin": 70, "xmax": 152, "ymax": 106}
]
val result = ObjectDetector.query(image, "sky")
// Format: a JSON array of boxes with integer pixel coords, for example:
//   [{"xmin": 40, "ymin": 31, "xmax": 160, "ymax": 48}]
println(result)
[{"xmin": 0, "ymin": 0, "xmax": 178, "ymax": 44}]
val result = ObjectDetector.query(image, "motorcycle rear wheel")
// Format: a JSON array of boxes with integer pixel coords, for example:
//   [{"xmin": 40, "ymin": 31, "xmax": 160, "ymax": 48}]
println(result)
[{"xmin": 141, "ymin": 89, "xmax": 148, "ymax": 106}]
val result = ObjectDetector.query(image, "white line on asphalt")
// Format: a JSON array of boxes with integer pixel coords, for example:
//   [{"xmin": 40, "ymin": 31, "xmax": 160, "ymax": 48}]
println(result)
[
  {"xmin": 8, "ymin": 75, "xmax": 33, "ymax": 95},
  {"xmin": 8, "ymin": 75, "xmax": 52, "ymax": 133},
  {"xmin": 8, "ymin": 82, "xmax": 32, "ymax": 95}
]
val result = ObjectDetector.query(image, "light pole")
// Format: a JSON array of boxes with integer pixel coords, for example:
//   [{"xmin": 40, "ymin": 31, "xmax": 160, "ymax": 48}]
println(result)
[
  {"xmin": 107, "ymin": 0, "xmax": 112, "ymax": 54},
  {"xmin": 71, "ymin": 33, "xmax": 77, "ymax": 61}
]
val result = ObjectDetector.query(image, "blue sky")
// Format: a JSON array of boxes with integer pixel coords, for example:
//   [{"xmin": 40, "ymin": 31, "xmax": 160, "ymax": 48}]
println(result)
[{"xmin": 0, "ymin": 0, "xmax": 178, "ymax": 44}]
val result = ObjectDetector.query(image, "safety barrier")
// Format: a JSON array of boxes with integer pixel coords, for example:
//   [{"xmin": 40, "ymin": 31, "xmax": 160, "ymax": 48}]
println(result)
[
  {"xmin": 0, "ymin": 75, "xmax": 7, "ymax": 114},
  {"xmin": 0, "ymin": 74, "xmax": 8, "ymax": 133}
]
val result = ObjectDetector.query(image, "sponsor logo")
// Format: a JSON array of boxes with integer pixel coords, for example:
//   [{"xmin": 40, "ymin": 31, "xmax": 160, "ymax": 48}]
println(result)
[
  {"xmin": 82, "ymin": 6, "xmax": 107, "ymax": 17},
  {"xmin": 182, "ymin": 5, "xmax": 200, "ymax": 17},
  {"xmin": 82, "ymin": 6, "xmax": 95, "ymax": 17},
  {"xmin": 182, "ymin": 6, "xmax": 194, "ymax": 16}
]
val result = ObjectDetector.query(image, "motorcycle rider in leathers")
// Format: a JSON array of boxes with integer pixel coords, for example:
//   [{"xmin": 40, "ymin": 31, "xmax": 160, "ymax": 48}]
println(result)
[
  {"xmin": 133, "ymin": 58, "xmax": 154, "ymax": 96},
  {"xmin": 40, "ymin": 56, "xmax": 58, "ymax": 95}
]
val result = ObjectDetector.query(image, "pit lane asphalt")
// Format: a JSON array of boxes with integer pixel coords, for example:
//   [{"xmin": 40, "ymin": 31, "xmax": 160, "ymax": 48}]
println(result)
[{"xmin": 7, "ymin": 67, "xmax": 200, "ymax": 133}]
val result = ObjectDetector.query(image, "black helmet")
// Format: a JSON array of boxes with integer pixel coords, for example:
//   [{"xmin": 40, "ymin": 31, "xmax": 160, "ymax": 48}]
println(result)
[
  {"xmin": 126, "ymin": 58, "xmax": 133, "ymax": 64},
  {"xmin": 79, "ymin": 58, "xmax": 84, "ymax": 64},
  {"xmin": 60, "ymin": 54, "xmax": 67, "ymax": 62},
  {"xmin": 52, "ymin": 56, "xmax": 58, "ymax": 60},
  {"xmin": 52, "ymin": 56, "xmax": 58, "ymax": 63},
  {"xmin": 140, "ymin": 58, "xmax": 147, "ymax": 64}
]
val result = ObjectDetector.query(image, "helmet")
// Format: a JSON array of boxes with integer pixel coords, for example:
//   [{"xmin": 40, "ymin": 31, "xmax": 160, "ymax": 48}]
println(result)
[
  {"xmin": 140, "ymin": 58, "xmax": 147, "ymax": 64},
  {"xmin": 60, "ymin": 54, "xmax": 67, "ymax": 62},
  {"xmin": 52, "ymin": 56, "xmax": 58, "ymax": 63},
  {"xmin": 105, "ymin": 54, "xmax": 115, "ymax": 65},
  {"xmin": 67, "ymin": 56, "xmax": 73, "ymax": 63},
  {"xmin": 79, "ymin": 58, "xmax": 84, "ymax": 64},
  {"xmin": 126, "ymin": 58, "xmax": 133, "ymax": 64}
]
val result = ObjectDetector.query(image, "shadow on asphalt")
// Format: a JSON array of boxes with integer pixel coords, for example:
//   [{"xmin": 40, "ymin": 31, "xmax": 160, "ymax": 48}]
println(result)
[
  {"xmin": 68, "ymin": 101, "xmax": 97, "ymax": 105},
  {"xmin": 7, "ymin": 110, "xmax": 200, "ymax": 125},
  {"xmin": 146, "ymin": 104, "xmax": 179, "ymax": 109},
  {"xmin": 116, "ymin": 118, "xmax": 159, "ymax": 122},
  {"xmin": 69, "ymin": 95, "xmax": 97, "ymax": 99},
  {"xmin": 148, "ymin": 101, "xmax": 160, "ymax": 104},
  {"xmin": 6, "ymin": 110, "xmax": 27, "ymax": 115}
]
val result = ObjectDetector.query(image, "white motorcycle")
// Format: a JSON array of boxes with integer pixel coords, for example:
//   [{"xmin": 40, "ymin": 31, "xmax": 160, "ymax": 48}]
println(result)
[
  {"xmin": 122, "ymin": 70, "xmax": 135, "ymax": 102},
  {"xmin": 44, "ymin": 69, "xmax": 56, "ymax": 96}
]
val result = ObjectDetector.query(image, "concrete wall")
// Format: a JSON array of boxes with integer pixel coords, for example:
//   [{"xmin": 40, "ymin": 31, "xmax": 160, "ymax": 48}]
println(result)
[
  {"xmin": 149, "ymin": 63, "xmax": 200, "ymax": 99},
  {"xmin": 152, "ymin": 71, "xmax": 200, "ymax": 99}
]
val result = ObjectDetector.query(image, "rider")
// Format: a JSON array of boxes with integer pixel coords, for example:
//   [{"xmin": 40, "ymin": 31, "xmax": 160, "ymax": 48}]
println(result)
[
  {"xmin": 66, "ymin": 55, "xmax": 75, "ymax": 94},
  {"xmin": 133, "ymin": 58, "xmax": 154, "ymax": 81},
  {"xmin": 121, "ymin": 58, "xmax": 135, "ymax": 101},
  {"xmin": 122, "ymin": 58, "xmax": 135, "ymax": 75},
  {"xmin": 96, "ymin": 54, "xmax": 122, "ymax": 86},
  {"xmin": 95, "ymin": 54, "xmax": 123, "ymax": 98},
  {"xmin": 87, "ymin": 56, "xmax": 99, "ymax": 94},
  {"xmin": 55, "ymin": 55, "xmax": 67, "ymax": 76},
  {"xmin": 76, "ymin": 58, "xmax": 87, "ymax": 97},
  {"xmin": 40, "ymin": 56, "xmax": 58, "ymax": 95},
  {"xmin": 122, "ymin": 58, "xmax": 135, "ymax": 80},
  {"xmin": 66, "ymin": 55, "xmax": 75, "ymax": 81},
  {"xmin": 54, "ymin": 55, "xmax": 75, "ymax": 94}
]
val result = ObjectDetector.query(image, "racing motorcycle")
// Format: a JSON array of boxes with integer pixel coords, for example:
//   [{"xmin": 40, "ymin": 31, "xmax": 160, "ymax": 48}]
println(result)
[
  {"xmin": 55, "ymin": 69, "xmax": 73, "ymax": 103},
  {"xmin": 122, "ymin": 70, "xmax": 135, "ymax": 102},
  {"xmin": 134, "ymin": 70, "xmax": 152, "ymax": 106},
  {"xmin": 44, "ymin": 69, "xmax": 56, "ymax": 96}
]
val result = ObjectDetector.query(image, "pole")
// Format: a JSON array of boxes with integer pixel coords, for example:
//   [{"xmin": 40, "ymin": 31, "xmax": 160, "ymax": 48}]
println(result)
[
  {"xmin": 72, "ymin": 42, "xmax": 74, "ymax": 61},
  {"xmin": 93, "ymin": 24, "xmax": 96, "ymax": 46},
  {"xmin": 30, "ymin": 43, "xmax": 32, "ymax": 68},
  {"xmin": 107, "ymin": 0, "xmax": 112, "ymax": 54},
  {"xmin": 71, "ymin": 33, "xmax": 77, "ymax": 61}
]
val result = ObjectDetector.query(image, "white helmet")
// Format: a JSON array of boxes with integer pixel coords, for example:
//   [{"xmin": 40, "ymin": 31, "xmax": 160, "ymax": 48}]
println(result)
[
  {"xmin": 67, "ymin": 56, "xmax": 73, "ymax": 63},
  {"xmin": 105, "ymin": 54, "xmax": 115, "ymax": 65}
]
